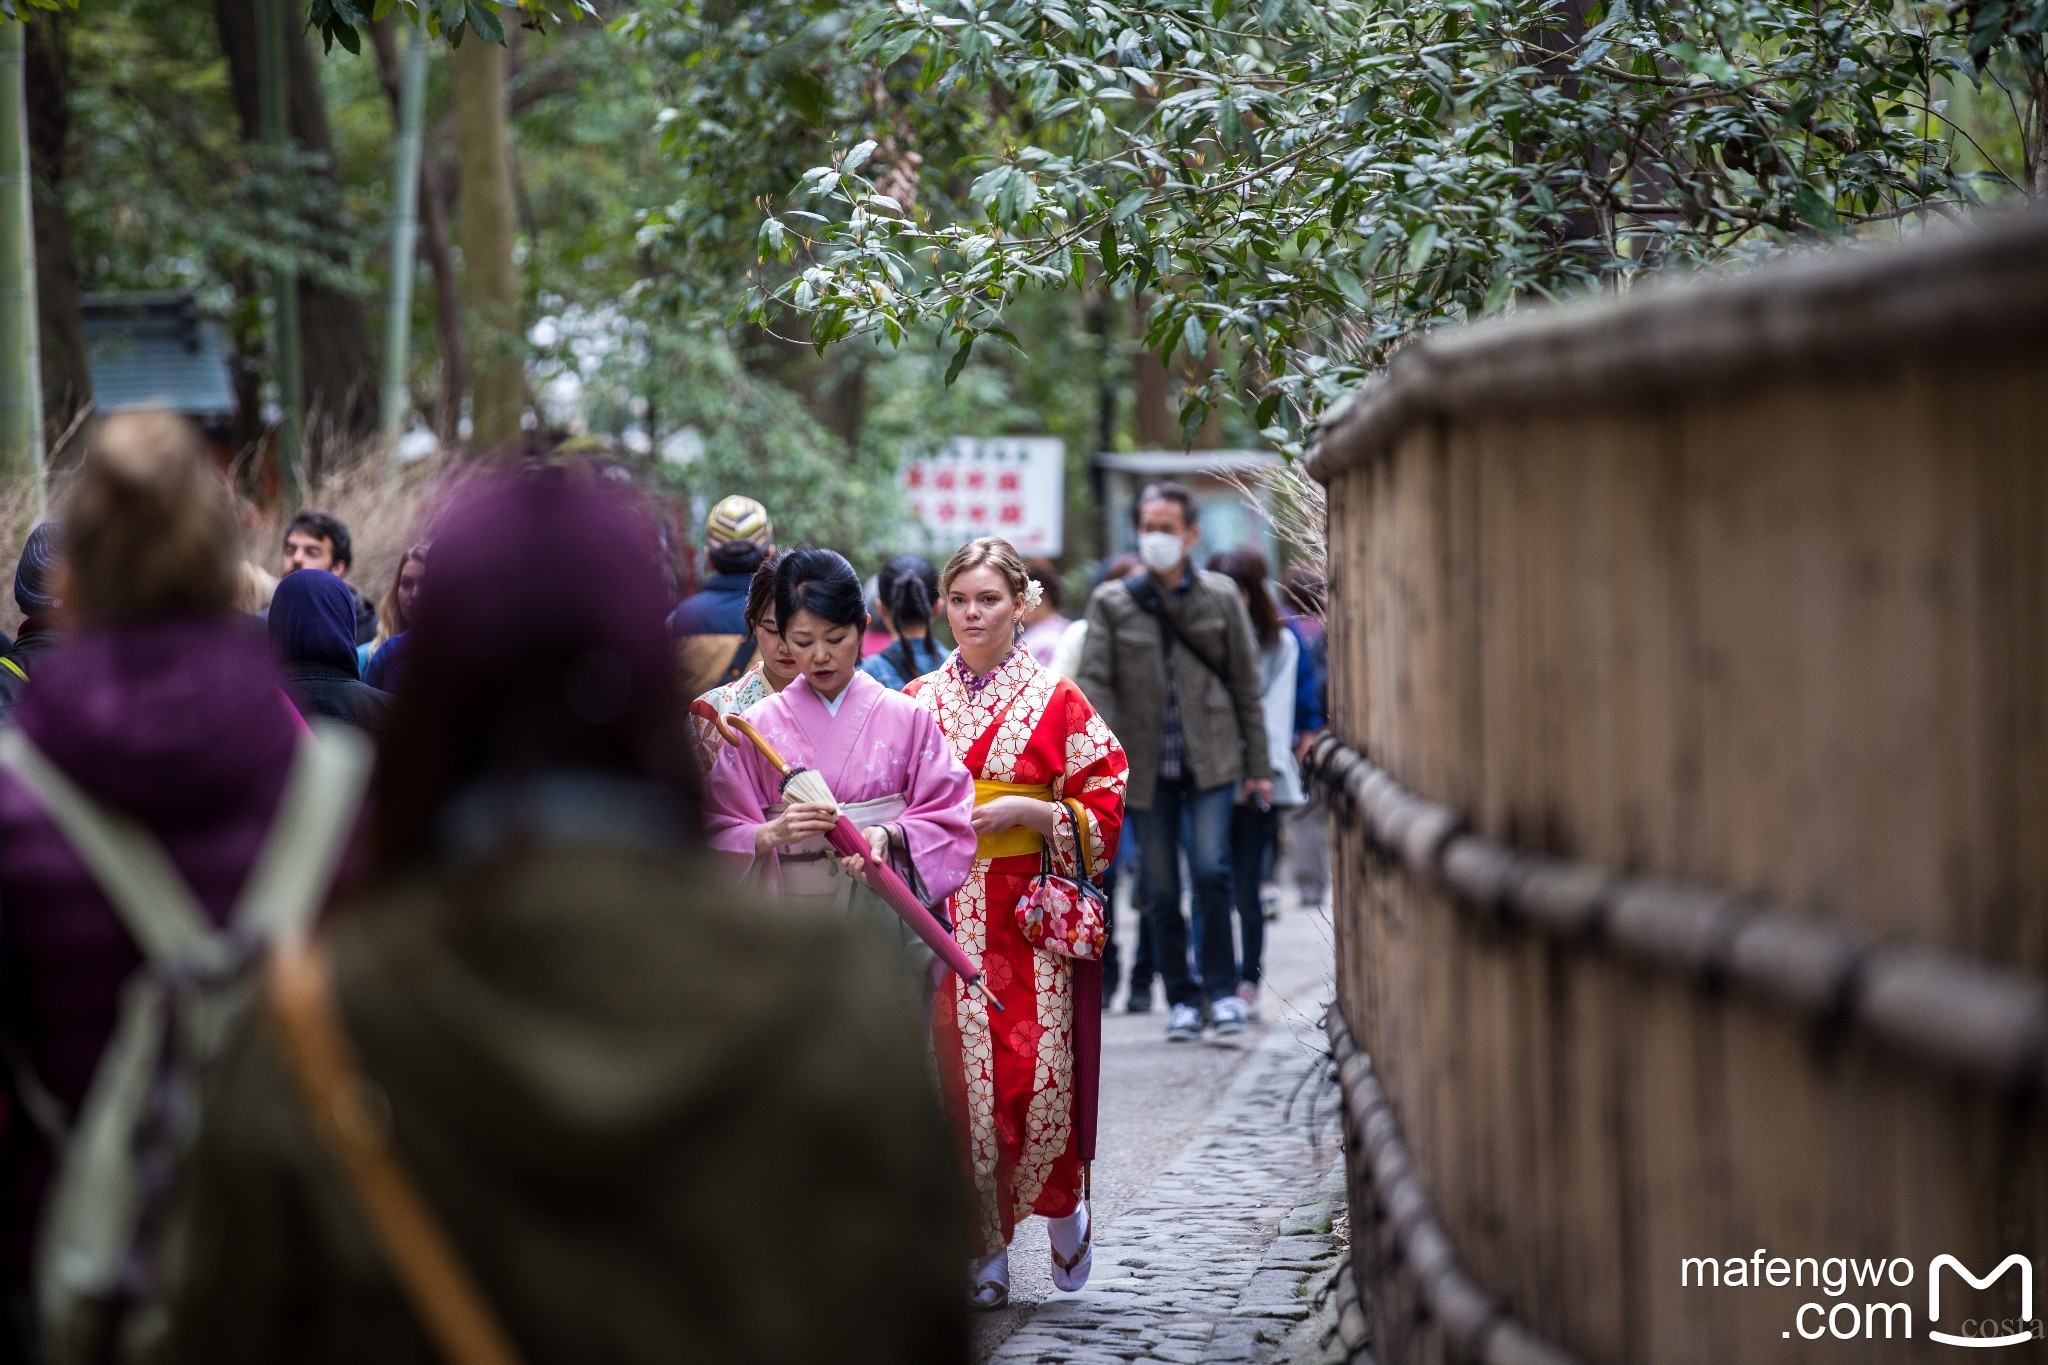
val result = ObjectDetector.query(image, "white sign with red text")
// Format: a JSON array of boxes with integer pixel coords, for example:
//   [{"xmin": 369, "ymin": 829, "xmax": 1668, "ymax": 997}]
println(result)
[{"xmin": 901, "ymin": 436, "xmax": 1064, "ymax": 557}]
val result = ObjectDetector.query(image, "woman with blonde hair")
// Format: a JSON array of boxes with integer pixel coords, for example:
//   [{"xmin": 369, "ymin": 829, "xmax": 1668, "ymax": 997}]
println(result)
[
  {"xmin": 362, "ymin": 542, "xmax": 428, "ymax": 691},
  {"xmin": 905, "ymin": 536, "xmax": 1128, "ymax": 1308}
]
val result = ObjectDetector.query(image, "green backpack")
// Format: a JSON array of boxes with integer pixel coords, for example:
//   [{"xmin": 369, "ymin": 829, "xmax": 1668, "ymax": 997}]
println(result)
[{"xmin": 0, "ymin": 722, "xmax": 372, "ymax": 1364}]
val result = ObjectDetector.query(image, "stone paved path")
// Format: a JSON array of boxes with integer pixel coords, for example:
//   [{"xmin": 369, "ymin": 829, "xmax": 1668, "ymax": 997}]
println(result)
[{"xmin": 974, "ymin": 897, "xmax": 1349, "ymax": 1364}]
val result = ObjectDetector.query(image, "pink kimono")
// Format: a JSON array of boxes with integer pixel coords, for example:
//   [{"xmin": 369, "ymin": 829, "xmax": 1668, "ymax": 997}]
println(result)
[{"xmin": 702, "ymin": 672, "xmax": 977, "ymax": 970}]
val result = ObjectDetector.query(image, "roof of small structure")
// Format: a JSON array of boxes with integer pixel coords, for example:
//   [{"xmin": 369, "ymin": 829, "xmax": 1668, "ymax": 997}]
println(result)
[
  {"xmin": 1093, "ymin": 449, "xmax": 1282, "ymax": 475},
  {"xmin": 82, "ymin": 292, "xmax": 237, "ymax": 420}
]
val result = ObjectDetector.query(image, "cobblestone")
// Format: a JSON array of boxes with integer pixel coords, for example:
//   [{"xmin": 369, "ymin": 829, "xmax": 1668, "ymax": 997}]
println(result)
[{"xmin": 986, "ymin": 1014, "xmax": 1346, "ymax": 1364}]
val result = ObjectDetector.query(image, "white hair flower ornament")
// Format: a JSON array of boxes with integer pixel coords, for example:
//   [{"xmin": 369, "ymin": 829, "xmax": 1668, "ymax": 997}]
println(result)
[{"xmin": 1023, "ymin": 578, "xmax": 1044, "ymax": 611}]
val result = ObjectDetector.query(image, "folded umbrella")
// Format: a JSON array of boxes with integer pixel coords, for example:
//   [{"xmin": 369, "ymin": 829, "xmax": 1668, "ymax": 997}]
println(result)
[
  {"xmin": 695, "ymin": 701, "xmax": 1003, "ymax": 1012},
  {"xmin": 1073, "ymin": 956, "xmax": 1102, "ymax": 1198}
]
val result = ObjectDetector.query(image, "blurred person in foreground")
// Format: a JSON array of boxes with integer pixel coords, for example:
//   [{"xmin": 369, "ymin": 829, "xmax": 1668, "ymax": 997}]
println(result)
[
  {"xmin": 703, "ymin": 549, "xmax": 976, "ymax": 990},
  {"xmin": 363, "ymin": 542, "xmax": 427, "ymax": 692},
  {"xmin": 1206, "ymin": 548, "xmax": 1306, "ymax": 1016},
  {"xmin": 907, "ymin": 537, "xmax": 1128, "ymax": 1309},
  {"xmin": 269, "ymin": 569, "xmax": 392, "ymax": 732},
  {"xmin": 0, "ymin": 522, "xmax": 66, "ymax": 721},
  {"xmin": 156, "ymin": 470, "xmax": 971, "ymax": 1365},
  {"xmin": 861, "ymin": 553, "xmax": 945, "ymax": 691},
  {"xmin": 669, "ymin": 494, "xmax": 774, "ymax": 699},
  {"xmin": 0, "ymin": 413, "xmax": 309, "ymax": 1359},
  {"xmin": 688, "ymin": 550, "xmax": 800, "ymax": 771}
]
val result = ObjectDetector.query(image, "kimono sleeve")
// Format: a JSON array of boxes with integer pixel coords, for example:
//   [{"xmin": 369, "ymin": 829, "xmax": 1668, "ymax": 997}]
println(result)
[
  {"xmin": 700, "ymin": 733, "xmax": 780, "ymax": 882},
  {"xmin": 891, "ymin": 702, "xmax": 977, "ymax": 905},
  {"xmin": 1048, "ymin": 678, "xmax": 1127, "ymax": 880}
]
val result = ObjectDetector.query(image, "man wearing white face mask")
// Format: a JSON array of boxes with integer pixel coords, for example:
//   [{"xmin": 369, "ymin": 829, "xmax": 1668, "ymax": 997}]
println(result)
[{"xmin": 1076, "ymin": 483, "xmax": 1272, "ymax": 1042}]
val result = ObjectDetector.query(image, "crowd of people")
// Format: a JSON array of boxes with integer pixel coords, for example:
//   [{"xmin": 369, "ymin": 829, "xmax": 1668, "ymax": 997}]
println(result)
[{"xmin": 0, "ymin": 411, "xmax": 1329, "ymax": 1364}]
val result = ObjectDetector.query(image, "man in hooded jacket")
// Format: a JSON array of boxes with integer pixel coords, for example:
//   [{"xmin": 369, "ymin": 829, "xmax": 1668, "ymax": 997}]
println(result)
[{"xmin": 269, "ymin": 570, "xmax": 391, "ymax": 732}]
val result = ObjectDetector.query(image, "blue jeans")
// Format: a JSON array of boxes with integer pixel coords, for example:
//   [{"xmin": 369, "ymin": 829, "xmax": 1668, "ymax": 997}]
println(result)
[
  {"xmin": 1228, "ymin": 802, "xmax": 1276, "ymax": 986},
  {"xmin": 1136, "ymin": 777, "xmax": 1239, "ymax": 1008}
]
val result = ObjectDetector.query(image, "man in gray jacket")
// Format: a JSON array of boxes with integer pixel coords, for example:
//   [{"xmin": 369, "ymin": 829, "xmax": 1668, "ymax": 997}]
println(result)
[{"xmin": 1077, "ymin": 483, "xmax": 1272, "ymax": 1041}]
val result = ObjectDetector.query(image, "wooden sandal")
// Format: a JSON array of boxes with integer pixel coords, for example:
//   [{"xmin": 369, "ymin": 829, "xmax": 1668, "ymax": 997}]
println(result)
[
  {"xmin": 969, "ymin": 1250, "xmax": 1010, "ymax": 1310},
  {"xmin": 1049, "ymin": 1205, "xmax": 1092, "ymax": 1293}
]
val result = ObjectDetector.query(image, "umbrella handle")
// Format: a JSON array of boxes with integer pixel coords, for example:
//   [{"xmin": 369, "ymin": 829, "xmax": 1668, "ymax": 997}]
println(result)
[
  {"xmin": 969, "ymin": 975, "xmax": 1005, "ymax": 1013},
  {"xmin": 690, "ymin": 701, "xmax": 794, "ymax": 775}
]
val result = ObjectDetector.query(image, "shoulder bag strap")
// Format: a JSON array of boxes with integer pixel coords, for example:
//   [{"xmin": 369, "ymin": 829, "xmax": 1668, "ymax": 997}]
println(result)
[
  {"xmin": 1125, "ymin": 576, "xmax": 1232, "ymax": 690},
  {"xmin": 234, "ymin": 722, "xmax": 375, "ymax": 940},
  {"xmin": 268, "ymin": 939, "xmax": 527, "ymax": 1365},
  {"xmin": 723, "ymin": 635, "xmax": 757, "ymax": 684},
  {"xmin": 0, "ymin": 728, "xmax": 223, "ymax": 972}
]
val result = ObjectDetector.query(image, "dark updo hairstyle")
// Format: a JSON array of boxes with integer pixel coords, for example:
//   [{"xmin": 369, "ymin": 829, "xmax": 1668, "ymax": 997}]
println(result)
[
  {"xmin": 773, "ymin": 547, "xmax": 868, "ymax": 635},
  {"xmin": 742, "ymin": 549, "xmax": 783, "ymax": 634},
  {"xmin": 876, "ymin": 553, "xmax": 938, "ymax": 679}
]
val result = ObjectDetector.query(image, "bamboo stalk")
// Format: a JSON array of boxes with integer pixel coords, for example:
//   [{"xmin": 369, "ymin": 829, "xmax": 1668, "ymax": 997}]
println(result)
[
  {"xmin": 380, "ymin": 21, "xmax": 430, "ymax": 450},
  {"xmin": 0, "ymin": 22, "xmax": 45, "ymax": 515},
  {"xmin": 258, "ymin": 0, "xmax": 302, "ymax": 504}
]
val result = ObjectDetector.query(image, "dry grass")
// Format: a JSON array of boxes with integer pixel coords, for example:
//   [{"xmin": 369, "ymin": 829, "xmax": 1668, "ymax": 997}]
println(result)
[
  {"xmin": 1226, "ymin": 459, "xmax": 1328, "ymax": 577},
  {"xmin": 2, "ymin": 427, "xmax": 684, "ymax": 641}
]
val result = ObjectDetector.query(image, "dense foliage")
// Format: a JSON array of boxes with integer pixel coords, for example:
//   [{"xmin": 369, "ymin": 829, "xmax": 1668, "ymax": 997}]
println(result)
[
  {"xmin": 16, "ymin": 0, "xmax": 2046, "ymax": 558},
  {"xmin": 757, "ymin": 0, "xmax": 2023, "ymax": 448}
]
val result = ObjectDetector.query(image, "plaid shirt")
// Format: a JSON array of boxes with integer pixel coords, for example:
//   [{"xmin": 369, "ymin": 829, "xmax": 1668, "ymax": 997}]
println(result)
[{"xmin": 1155, "ymin": 566, "xmax": 1193, "ymax": 782}]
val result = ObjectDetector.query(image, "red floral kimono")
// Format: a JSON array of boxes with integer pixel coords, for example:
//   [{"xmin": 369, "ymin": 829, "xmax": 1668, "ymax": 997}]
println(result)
[{"xmin": 908, "ymin": 648, "xmax": 1128, "ymax": 1257}]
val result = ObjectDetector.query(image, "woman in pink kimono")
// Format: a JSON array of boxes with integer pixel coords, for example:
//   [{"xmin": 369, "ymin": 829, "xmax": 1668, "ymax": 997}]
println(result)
[{"xmin": 702, "ymin": 548, "xmax": 977, "ymax": 985}]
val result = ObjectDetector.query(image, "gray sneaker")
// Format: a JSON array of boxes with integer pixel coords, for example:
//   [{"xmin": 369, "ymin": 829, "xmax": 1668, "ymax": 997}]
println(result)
[
  {"xmin": 1165, "ymin": 1003, "xmax": 1202, "ymax": 1042},
  {"xmin": 1209, "ymin": 995, "xmax": 1249, "ymax": 1038}
]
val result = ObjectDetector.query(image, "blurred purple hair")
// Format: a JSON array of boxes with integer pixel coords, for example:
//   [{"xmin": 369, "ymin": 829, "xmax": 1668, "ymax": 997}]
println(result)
[{"xmin": 369, "ymin": 466, "xmax": 696, "ymax": 874}]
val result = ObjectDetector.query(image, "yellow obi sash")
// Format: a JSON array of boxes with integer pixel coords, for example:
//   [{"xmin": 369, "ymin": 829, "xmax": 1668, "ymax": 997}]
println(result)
[{"xmin": 973, "ymin": 779, "xmax": 1056, "ymax": 859}]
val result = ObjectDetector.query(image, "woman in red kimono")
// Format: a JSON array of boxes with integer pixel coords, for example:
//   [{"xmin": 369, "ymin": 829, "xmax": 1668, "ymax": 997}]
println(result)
[{"xmin": 906, "ymin": 537, "xmax": 1128, "ymax": 1309}]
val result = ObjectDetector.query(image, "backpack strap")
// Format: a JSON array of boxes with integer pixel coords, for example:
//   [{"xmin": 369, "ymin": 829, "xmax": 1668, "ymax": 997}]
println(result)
[
  {"xmin": 0, "ymin": 729, "xmax": 225, "ymax": 973},
  {"xmin": 722, "ymin": 635, "xmax": 757, "ymax": 684},
  {"xmin": 269, "ymin": 939, "xmax": 528, "ymax": 1365},
  {"xmin": 234, "ymin": 721, "xmax": 374, "ymax": 941}
]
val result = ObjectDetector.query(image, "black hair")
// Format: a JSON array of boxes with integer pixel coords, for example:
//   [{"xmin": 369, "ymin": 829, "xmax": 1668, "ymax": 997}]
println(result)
[
  {"xmin": 709, "ymin": 538, "xmax": 767, "ymax": 576},
  {"xmin": 773, "ymin": 547, "xmax": 867, "ymax": 634},
  {"xmin": 742, "ymin": 550, "xmax": 782, "ymax": 633},
  {"xmin": 1134, "ymin": 481, "xmax": 1199, "ymax": 530},
  {"xmin": 876, "ymin": 553, "xmax": 938, "ymax": 682},
  {"xmin": 286, "ymin": 508, "xmax": 353, "ymax": 569}
]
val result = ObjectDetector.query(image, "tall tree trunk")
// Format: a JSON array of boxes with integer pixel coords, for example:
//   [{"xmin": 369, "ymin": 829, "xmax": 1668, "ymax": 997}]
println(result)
[
  {"xmin": 23, "ymin": 11, "xmax": 87, "ymax": 467},
  {"xmin": 1132, "ymin": 297, "xmax": 1176, "ymax": 449},
  {"xmin": 369, "ymin": 19, "xmax": 468, "ymax": 445},
  {"xmin": 2031, "ymin": 69, "xmax": 2048, "ymax": 199},
  {"xmin": 215, "ymin": 0, "xmax": 380, "ymax": 462},
  {"xmin": 420, "ymin": 153, "xmax": 469, "ymax": 443},
  {"xmin": 452, "ymin": 36, "xmax": 522, "ymax": 449}
]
